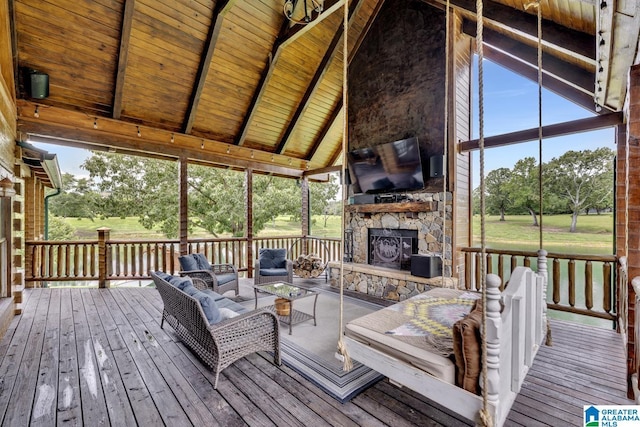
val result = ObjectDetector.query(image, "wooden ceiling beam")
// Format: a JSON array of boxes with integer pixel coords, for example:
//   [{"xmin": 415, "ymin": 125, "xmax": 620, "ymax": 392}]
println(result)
[
  {"xmin": 182, "ymin": 0, "xmax": 236, "ymax": 134},
  {"xmin": 424, "ymin": 0, "xmax": 595, "ymax": 62},
  {"xmin": 276, "ymin": 0, "xmax": 363, "ymax": 155},
  {"xmin": 461, "ymin": 19, "xmax": 595, "ymax": 94},
  {"xmin": 304, "ymin": 0, "xmax": 386, "ymax": 164},
  {"xmin": 16, "ymin": 100, "xmax": 306, "ymax": 177},
  {"xmin": 306, "ymin": 101, "xmax": 341, "ymax": 162},
  {"xmin": 482, "ymin": 45, "xmax": 611, "ymax": 114},
  {"xmin": 236, "ymin": 0, "xmax": 345, "ymax": 149},
  {"xmin": 235, "ymin": 19, "xmax": 292, "ymax": 147},
  {"xmin": 458, "ymin": 111, "xmax": 623, "ymax": 152},
  {"xmin": 112, "ymin": 0, "xmax": 136, "ymax": 119}
]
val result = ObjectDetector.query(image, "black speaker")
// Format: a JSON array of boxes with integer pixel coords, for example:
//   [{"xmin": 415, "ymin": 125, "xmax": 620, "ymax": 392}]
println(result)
[
  {"xmin": 429, "ymin": 155, "xmax": 444, "ymax": 178},
  {"xmin": 410, "ymin": 255, "xmax": 442, "ymax": 278},
  {"xmin": 29, "ymin": 72, "xmax": 49, "ymax": 99}
]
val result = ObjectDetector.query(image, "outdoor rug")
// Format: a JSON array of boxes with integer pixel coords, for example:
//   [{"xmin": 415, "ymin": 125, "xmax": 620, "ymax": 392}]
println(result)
[{"xmin": 241, "ymin": 288, "xmax": 385, "ymax": 402}]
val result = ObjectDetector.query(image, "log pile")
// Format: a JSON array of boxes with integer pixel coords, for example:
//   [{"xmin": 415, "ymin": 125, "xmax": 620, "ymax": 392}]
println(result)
[{"xmin": 293, "ymin": 254, "xmax": 325, "ymax": 278}]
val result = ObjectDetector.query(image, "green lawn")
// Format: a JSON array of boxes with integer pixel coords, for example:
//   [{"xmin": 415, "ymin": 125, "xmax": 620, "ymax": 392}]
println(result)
[
  {"xmin": 60, "ymin": 212, "xmax": 613, "ymax": 255},
  {"xmin": 60, "ymin": 215, "xmax": 343, "ymax": 240},
  {"xmin": 472, "ymin": 213, "xmax": 614, "ymax": 254}
]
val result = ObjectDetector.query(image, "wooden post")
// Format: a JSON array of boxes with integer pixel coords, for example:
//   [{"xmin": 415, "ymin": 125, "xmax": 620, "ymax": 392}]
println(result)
[
  {"xmin": 245, "ymin": 169, "xmax": 253, "ymax": 278},
  {"xmin": 97, "ymin": 227, "xmax": 110, "ymax": 288},
  {"xmin": 301, "ymin": 176, "xmax": 309, "ymax": 254},
  {"xmin": 179, "ymin": 156, "xmax": 188, "ymax": 255}
]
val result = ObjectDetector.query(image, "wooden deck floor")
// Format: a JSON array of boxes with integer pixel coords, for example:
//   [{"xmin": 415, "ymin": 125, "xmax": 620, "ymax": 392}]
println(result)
[{"xmin": 0, "ymin": 287, "xmax": 632, "ymax": 426}]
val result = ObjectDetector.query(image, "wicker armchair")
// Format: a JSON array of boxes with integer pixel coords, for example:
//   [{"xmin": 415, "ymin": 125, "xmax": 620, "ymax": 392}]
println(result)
[
  {"xmin": 152, "ymin": 271, "xmax": 281, "ymax": 388},
  {"xmin": 254, "ymin": 248, "xmax": 293, "ymax": 285},
  {"xmin": 178, "ymin": 253, "xmax": 239, "ymax": 296}
]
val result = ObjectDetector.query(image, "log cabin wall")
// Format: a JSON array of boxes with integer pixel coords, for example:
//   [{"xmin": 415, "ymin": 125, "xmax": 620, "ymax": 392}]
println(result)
[
  {"xmin": 0, "ymin": 0, "xmax": 17, "ymax": 333},
  {"xmin": 452, "ymin": 13, "xmax": 473, "ymax": 287}
]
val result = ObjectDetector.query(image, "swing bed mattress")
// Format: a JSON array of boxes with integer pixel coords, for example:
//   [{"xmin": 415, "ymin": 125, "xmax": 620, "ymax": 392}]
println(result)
[{"xmin": 344, "ymin": 287, "xmax": 479, "ymax": 385}]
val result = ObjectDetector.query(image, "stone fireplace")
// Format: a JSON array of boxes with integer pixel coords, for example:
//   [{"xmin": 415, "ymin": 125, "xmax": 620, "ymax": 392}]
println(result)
[
  {"xmin": 368, "ymin": 228, "xmax": 417, "ymax": 270},
  {"xmin": 328, "ymin": 192, "xmax": 457, "ymax": 302}
]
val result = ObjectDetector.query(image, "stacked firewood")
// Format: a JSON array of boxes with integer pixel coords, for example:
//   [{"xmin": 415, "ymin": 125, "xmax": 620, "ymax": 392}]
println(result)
[{"xmin": 293, "ymin": 253, "xmax": 325, "ymax": 278}]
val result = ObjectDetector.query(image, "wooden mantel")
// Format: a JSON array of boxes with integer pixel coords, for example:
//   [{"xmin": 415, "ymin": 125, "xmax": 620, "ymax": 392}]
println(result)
[{"xmin": 344, "ymin": 201, "xmax": 436, "ymax": 213}]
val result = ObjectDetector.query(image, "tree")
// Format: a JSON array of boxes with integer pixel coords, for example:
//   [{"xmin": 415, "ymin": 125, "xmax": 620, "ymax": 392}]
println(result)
[
  {"xmin": 505, "ymin": 157, "xmax": 541, "ymax": 226},
  {"xmin": 310, "ymin": 174, "xmax": 340, "ymax": 227},
  {"xmin": 545, "ymin": 147, "xmax": 614, "ymax": 232},
  {"xmin": 48, "ymin": 216, "xmax": 75, "ymax": 240},
  {"xmin": 484, "ymin": 168, "xmax": 512, "ymax": 221},
  {"xmin": 48, "ymin": 173, "xmax": 101, "ymax": 219},
  {"xmin": 79, "ymin": 152, "xmax": 325, "ymax": 238}
]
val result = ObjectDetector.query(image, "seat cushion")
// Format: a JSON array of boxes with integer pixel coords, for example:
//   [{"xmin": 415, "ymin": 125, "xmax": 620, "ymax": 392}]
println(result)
[
  {"xmin": 178, "ymin": 255, "xmax": 199, "ymax": 272},
  {"xmin": 259, "ymin": 248, "xmax": 287, "ymax": 269},
  {"xmin": 154, "ymin": 271, "xmax": 174, "ymax": 283},
  {"xmin": 192, "ymin": 291, "xmax": 222, "ymax": 324},
  {"xmin": 216, "ymin": 273, "xmax": 236, "ymax": 285},
  {"xmin": 259, "ymin": 268, "xmax": 289, "ymax": 277}
]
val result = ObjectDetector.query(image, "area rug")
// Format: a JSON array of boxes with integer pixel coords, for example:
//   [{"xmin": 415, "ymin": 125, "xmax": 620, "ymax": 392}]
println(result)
[{"xmin": 242, "ymin": 288, "xmax": 385, "ymax": 402}]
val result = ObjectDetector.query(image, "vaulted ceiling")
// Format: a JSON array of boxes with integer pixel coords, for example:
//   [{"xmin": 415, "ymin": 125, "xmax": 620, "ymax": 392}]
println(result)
[{"xmin": 9, "ymin": 0, "xmax": 640, "ymax": 178}]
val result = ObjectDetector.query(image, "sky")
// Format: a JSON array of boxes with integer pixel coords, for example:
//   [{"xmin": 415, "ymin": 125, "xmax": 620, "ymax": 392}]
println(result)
[
  {"xmin": 471, "ymin": 59, "xmax": 615, "ymax": 188},
  {"xmin": 29, "ymin": 58, "xmax": 615, "ymax": 186}
]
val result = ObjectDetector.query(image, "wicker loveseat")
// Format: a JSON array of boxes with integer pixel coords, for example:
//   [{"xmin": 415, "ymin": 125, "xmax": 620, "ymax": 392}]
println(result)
[{"xmin": 151, "ymin": 271, "xmax": 281, "ymax": 388}]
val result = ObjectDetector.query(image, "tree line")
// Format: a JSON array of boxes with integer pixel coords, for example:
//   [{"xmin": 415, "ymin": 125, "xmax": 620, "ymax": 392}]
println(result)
[
  {"xmin": 50, "ymin": 152, "xmax": 340, "ymax": 239},
  {"xmin": 473, "ymin": 147, "xmax": 614, "ymax": 232}
]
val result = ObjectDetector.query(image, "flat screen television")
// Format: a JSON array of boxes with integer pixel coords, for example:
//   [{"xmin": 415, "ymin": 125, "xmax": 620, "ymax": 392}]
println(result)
[{"xmin": 347, "ymin": 137, "xmax": 424, "ymax": 194}]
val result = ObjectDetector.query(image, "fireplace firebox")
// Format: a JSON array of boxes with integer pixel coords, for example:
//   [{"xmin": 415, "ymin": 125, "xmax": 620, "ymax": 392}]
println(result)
[{"xmin": 368, "ymin": 228, "xmax": 418, "ymax": 270}]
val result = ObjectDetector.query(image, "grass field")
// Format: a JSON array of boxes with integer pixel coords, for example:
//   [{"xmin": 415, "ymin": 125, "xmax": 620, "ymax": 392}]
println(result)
[
  {"xmin": 472, "ymin": 213, "xmax": 614, "ymax": 255},
  {"xmin": 60, "ymin": 213, "xmax": 614, "ymax": 255},
  {"xmin": 60, "ymin": 215, "xmax": 343, "ymax": 240}
]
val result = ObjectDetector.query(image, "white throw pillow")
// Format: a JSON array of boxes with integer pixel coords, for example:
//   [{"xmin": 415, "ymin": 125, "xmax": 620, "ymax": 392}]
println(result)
[{"xmin": 219, "ymin": 307, "xmax": 239, "ymax": 320}]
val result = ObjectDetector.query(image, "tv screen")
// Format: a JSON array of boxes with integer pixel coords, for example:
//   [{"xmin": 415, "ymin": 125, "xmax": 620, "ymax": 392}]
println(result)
[{"xmin": 347, "ymin": 137, "xmax": 424, "ymax": 194}]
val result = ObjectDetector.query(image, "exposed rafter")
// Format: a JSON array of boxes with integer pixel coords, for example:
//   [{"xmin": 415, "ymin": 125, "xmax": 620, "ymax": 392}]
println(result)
[
  {"xmin": 303, "ymin": 0, "xmax": 386, "ymax": 164},
  {"xmin": 461, "ymin": 19, "xmax": 595, "ymax": 94},
  {"xmin": 482, "ymin": 45, "xmax": 609, "ymax": 114},
  {"xmin": 276, "ymin": 0, "xmax": 363, "ymax": 155},
  {"xmin": 182, "ymin": 0, "xmax": 236, "ymax": 134},
  {"xmin": 236, "ymin": 0, "xmax": 345, "ymax": 148},
  {"xmin": 305, "ymin": 101, "xmax": 342, "ymax": 162},
  {"xmin": 17, "ymin": 100, "xmax": 307, "ymax": 177},
  {"xmin": 280, "ymin": 0, "xmax": 346, "ymax": 49},
  {"xmin": 112, "ymin": 0, "xmax": 136, "ymax": 119},
  {"xmin": 425, "ymin": 0, "xmax": 595, "ymax": 63}
]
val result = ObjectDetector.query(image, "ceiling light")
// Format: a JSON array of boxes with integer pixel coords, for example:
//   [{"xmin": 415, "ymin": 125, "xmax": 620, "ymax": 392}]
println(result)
[{"xmin": 284, "ymin": 0, "xmax": 324, "ymax": 24}]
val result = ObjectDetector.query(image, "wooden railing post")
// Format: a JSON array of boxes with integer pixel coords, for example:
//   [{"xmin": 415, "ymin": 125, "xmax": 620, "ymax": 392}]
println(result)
[
  {"xmin": 538, "ymin": 249, "xmax": 548, "ymax": 339},
  {"xmin": 97, "ymin": 227, "xmax": 110, "ymax": 288}
]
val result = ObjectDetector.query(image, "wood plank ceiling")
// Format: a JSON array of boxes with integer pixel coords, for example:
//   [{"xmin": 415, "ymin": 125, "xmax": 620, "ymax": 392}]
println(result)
[{"xmin": 10, "ymin": 0, "xmax": 640, "ymax": 178}]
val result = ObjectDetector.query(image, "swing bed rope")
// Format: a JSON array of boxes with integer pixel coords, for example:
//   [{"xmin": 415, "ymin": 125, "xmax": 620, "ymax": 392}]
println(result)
[{"xmin": 336, "ymin": 0, "xmax": 352, "ymax": 372}]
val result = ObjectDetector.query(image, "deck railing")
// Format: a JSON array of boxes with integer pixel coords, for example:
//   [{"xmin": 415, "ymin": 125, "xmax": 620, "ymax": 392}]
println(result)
[
  {"xmin": 461, "ymin": 247, "xmax": 620, "ymax": 323},
  {"xmin": 25, "ymin": 231, "xmax": 341, "ymax": 287}
]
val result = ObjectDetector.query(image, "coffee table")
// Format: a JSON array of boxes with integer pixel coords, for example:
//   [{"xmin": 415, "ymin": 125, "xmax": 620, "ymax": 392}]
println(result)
[{"xmin": 253, "ymin": 282, "xmax": 318, "ymax": 335}]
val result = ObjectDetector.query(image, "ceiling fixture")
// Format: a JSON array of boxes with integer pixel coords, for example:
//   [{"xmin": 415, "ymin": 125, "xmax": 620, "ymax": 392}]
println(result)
[{"xmin": 284, "ymin": 0, "xmax": 324, "ymax": 24}]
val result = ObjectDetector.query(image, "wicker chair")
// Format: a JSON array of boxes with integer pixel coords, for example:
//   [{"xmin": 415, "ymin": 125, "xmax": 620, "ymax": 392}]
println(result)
[
  {"xmin": 151, "ymin": 271, "xmax": 281, "ymax": 388},
  {"xmin": 178, "ymin": 253, "xmax": 239, "ymax": 296},
  {"xmin": 254, "ymin": 248, "xmax": 293, "ymax": 285}
]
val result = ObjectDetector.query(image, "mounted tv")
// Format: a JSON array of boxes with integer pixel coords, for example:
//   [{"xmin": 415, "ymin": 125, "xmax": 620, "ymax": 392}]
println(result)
[{"xmin": 347, "ymin": 137, "xmax": 424, "ymax": 194}]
